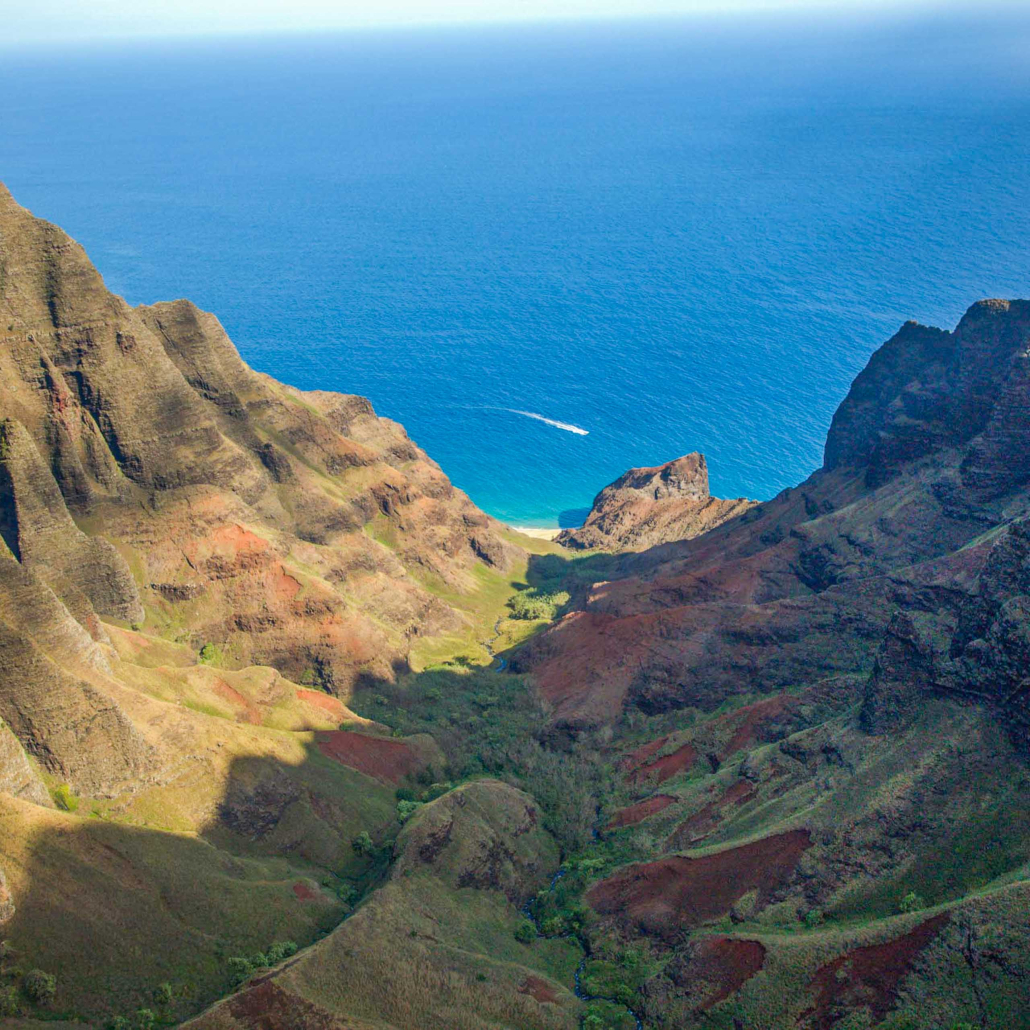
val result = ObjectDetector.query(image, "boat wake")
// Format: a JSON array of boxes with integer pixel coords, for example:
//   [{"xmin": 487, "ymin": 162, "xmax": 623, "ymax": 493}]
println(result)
[{"xmin": 502, "ymin": 408, "xmax": 589, "ymax": 435}]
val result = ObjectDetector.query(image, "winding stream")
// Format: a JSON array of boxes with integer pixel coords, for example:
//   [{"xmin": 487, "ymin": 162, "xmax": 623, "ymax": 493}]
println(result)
[
  {"xmin": 522, "ymin": 868, "xmax": 645, "ymax": 1030},
  {"xmin": 490, "ymin": 612, "xmax": 641, "ymax": 1027},
  {"xmin": 486, "ymin": 615, "xmax": 508, "ymax": 671}
]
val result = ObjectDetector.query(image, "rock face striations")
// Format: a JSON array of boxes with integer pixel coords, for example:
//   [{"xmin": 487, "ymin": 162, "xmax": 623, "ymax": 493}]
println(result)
[
  {"xmin": 0, "ymin": 181, "xmax": 517, "ymax": 717},
  {"xmin": 514, "ymin": 297, "xmax": 1030, "ymax": 1028},
  {"xmin": 3, "ymin": 180, "xmax": 1030, "ymax": 1030},
  {"xmin": 556, "ymin": 452, "xmax": 754, "ymax": 551}
]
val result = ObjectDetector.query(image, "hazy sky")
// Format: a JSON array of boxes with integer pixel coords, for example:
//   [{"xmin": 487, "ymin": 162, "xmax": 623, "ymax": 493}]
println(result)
[{"xmin": 0, "ymin": 0, "xmax": 973, "ymax": 45}]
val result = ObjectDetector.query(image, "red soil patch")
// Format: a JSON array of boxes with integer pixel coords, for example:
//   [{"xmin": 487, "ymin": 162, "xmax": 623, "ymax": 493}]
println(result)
[
  {"xmin": 272, "ymin": 565, "xmax": 302, "ymax": 601},
  {"xmin": 210, "ymin": 523, "xmax": 269, "ymax": 555},
  {"xmin": 297, "ymin": 688, "xmax": 348, "ymax": 719},
  {"xmin": 669, "ymin": 779, "xmax": 755, "ymax": 846},
  {"xmin": 316, "ymin": 730, "xmax": 419, "ymax": 784},
  {"xmin": 680, "ymin": 937, "xmax": 767, "ymax": 1011},
  {"xmin": 628, "ymin": 741, "xmax": 699, "ymax": 785},
  {"xmin": 519, "ymin": 975, "xmax": 561, "ymax": 1005},
  {"xmin": 587, "ymin": 829, "xmax": 811, "ymax": 938},
  {"xmin": 227, "ymin": 979, "xmax": 351, "ymax": 1029},
  {"xmin": 292, "ymin": 882, "xmax": 318, "ymax": 901},
  {"xmin": 609, "ymin": 794, "xmax": 677, "ymax": 828},
  {"xmin": 718, "ymin": 694, "xmax": 802, "ymax": 759},
  {"xmin": 621, "ymin": 736, "xmax": 670, "ymax": 772},
  {"xmin": 213, "ymin": 678, "xmax": 263, "ymax": 725},
  {"xmin": 800, "ymin": 914, "xmax": 950, "ymax": 1030}
]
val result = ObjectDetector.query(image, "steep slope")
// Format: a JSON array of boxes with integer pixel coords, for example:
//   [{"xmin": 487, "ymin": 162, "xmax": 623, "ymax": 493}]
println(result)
[
  {"xmin": 510, "ymin": 299, "xmax": 1030, "ymax": 1028},
  {"xmin": 184, "ymin": 781, "xmax": 581, "ymax": 1030},
  {"xmin": 0, "ymin": 184, "xmax": 534, "ymax": 1025},
  {"xmin": 556, "ymin": 452, "xmax": 754, "ymax": 552}
]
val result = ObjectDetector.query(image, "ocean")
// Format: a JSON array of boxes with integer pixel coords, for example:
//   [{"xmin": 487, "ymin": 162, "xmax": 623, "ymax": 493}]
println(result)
[{"xmin": 2, "ymin": 8, "xmax": 1028, "ymax": 526}]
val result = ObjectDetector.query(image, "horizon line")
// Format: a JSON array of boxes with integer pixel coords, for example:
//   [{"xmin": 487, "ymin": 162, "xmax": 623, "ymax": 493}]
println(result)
[{"xmin": 0, "ymin": 0, "xmax": 1015, "ymax": 52}]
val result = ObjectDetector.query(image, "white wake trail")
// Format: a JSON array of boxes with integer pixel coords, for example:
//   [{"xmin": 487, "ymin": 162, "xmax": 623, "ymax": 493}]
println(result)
[{"xmin": 504, "ymin": 409, "xmax": 589, "ymax": 436}]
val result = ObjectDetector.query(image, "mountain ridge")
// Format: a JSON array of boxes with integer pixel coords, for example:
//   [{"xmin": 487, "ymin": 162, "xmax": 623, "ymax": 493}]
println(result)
[{"xmin": 0, "ymin": 184, "xmax": 1028, "ymax": 1029}]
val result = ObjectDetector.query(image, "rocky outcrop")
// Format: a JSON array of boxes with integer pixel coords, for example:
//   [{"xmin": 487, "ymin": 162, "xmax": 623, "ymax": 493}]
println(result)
[
  {"xmin": 0, "ymin": 182, "xmax": 520, "ymax": 712},
  {"xmin": 519, "ymin": 300, "xmax": 1030, "ymax": 743},
  {"xmin": 0, "ymin": 719, "xmax": 51, "ymax": 807},
  {"xmin": 557, "ymin": 452, "xmax": 753, "ymax": 551}
]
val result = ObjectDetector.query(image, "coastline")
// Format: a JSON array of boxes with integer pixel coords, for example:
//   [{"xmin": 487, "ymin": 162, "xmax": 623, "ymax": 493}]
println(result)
[{"xmin": 510, "ymin": 525, "xmax": 562, "ymax": 541}]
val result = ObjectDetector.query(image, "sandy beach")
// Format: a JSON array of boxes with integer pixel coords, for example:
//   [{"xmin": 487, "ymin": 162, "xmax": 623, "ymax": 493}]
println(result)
[{"xmin": 511, "ymin": 526, "xmax": 562, "ymax": 541}]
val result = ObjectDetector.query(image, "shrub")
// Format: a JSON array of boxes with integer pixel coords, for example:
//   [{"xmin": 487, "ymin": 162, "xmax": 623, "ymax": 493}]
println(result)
[
  {"xmin": 0, "ymin": 984, "xmax": 18, "ymax": 1017},
  {"xmin": 514, "ymin": 921, "xmax": 536, "ymax": 944},
  {"xmin": 898, "ymin": 891, "xmax": 925, "ymax": 914},
  {"xmin": 420, "ymin": 782, "xmax": 451, "ymax": 802},
  {"xmin": 351, "ymin": 830, "xmax": 374, "ymax": 856},
  {"xmin": 22, "ymin": 969, "xmax": 56, "ymax": 1005},
  {"xmin": 804, "ymin": 908, "xmax": 824, "ymax": 928},
  {"xmin": 106, "ymin": 1018, "xmax": 131, "ymax": 1030},
  {"xmin": 507, "ymin": 590, "xmax": 570, "ymax": 621},
  {"xmin": 51, "ymin": 784, "xmax": 79, "ymax": 812},
  {"xmin": 396, "ymin": 800, "xmax": 423, "ymax": 822},
  {"xmin": 198, "ymin": 638, "xmax": 221, "ymax": 663},
  {"xmin": 135, "ymin": 1008, "xmax": 156, "ymax": 1030},
  {"xmin": 266, "ymin": 940, "xmax": 298, "ymax": 964},
  {"xmin": 225, "ymin": 956, "xmax": 253, "ymax": 986},
  {"xmin": 154, "ymin": 982, "xmax": 174, "ymax": 1007}
]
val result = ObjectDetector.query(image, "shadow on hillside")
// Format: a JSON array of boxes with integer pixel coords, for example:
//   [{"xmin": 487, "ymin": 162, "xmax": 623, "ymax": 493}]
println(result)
[
  {"xmin": 5, "ymin": 716, "xmax": 427, "ymax": 1025},
  {"xmin": 6, "ymin": 640, "xmax": 607, "ymax": 1027}
]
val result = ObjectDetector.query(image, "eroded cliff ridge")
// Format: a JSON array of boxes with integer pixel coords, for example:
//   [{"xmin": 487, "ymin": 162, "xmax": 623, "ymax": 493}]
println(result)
[
  {"xmin": 556, "ymin": 452, "xmax": 754, "ymax": 551},
  {"xmin": 2, "ymin": 181, "xmax": 1030, "ymax": 1030}
]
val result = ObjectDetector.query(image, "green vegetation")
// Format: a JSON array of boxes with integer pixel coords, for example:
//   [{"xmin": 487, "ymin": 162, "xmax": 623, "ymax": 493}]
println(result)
[
  {"xmin": 507, "ymin": 588, "xmax": 570, "ymax": 621},
  {"xmin": 352, "ymin": 666, "xmax": 609, "ymax": 852},
  {"xmin": 197, "ymin": 642, "xmax": 222, "ymax": 665},
  {"xmin": 51, "ymin": 783, "xmax": 79, "ymax": 812},
  {"xmin": 225, "ymin": 940, "xmax": 298, "ymax": 987},
  {"xmin": 397, "ymin": 799, "xmax": 423, "ymax": 822},
  {"xmin": 22, "ymin": 968, "xmax": 56, "ymax": 1005},
  {"xmin": 351, "ymin": 830, "xmax": 374, "ymax": 856},
  {"xmin": 898, "ymin": 890, "xmax": 926, "ymax": 914},
  {"xmin": 0, "ymin": 984, "xmax": 18, "ymax": 1017}
]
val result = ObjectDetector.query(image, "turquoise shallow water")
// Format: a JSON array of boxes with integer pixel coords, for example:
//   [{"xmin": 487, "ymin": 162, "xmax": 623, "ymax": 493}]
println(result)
[{"xmin": 1, "ymin": 9, "xmax": 1028, "ymax": 526}]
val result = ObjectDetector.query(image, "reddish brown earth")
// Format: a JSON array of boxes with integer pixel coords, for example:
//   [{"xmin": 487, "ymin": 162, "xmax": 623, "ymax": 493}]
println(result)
[
  {"xmin": 609, "ymin": 794, "xmax": 677, "ymax": 828},
  {"xmin": 315, "ymin": 730, "xmax": 419, "ymax": 783},
  {"xmin": 557, "ymin": 452, "xmax": 754, "ymax": 552},
  {"xmin": 627, "ymin": 742, "xmax": 700, "ymax": 785},
  {"xmin": 667, "ymin": 779, "xmax": 755, "ymax": 847},
  {"xmin": 297, "ymin": 689, "xmax": 349, "ymax": 719},
  {"xmin": 799, "ymin": 913, "xmax": 950, "ymax": 1030},
  {"xmin": 620, "ymin": 736, "xmax": 670, "ymax": 772},
  {"xmin": 718, "ymin": 694, "xmax": 803, "ymax": 758},
  {"xmin": 587, "ymin": 829, "xmax": 811, "ymax": 937},
  {"xmin": 518, "ymin": 975, "xmax": 561, "ymax": 1005},
  {"xmin": 681, "ymin": 936, "xmax": 767, "ymax": 1011},
  {"xmin": 213, "ymin": 678, "xmax": 263, "ymax": 725},
  {"xmin": 226, "ymin": 979, "xmax": 359, "ymax": 1029},
  {"xmin": 292, "ymin": 882, "xmax": 318, "ymax": 901}
]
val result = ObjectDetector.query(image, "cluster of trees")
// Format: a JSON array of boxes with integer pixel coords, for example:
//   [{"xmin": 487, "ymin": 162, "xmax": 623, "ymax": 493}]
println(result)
[
  {"xmin": 225, "ymin": 941, "xmax": 298, "ymax": 987},
  {"xmin": 506, "ymin": 589, "xmax": 570, "ymax": 621}
]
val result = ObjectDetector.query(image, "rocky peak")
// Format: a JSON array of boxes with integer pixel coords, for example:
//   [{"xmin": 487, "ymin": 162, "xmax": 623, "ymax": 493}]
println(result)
[{"xmin": 558, "ymin": 452, "xmax": 754, "ymax": 551}]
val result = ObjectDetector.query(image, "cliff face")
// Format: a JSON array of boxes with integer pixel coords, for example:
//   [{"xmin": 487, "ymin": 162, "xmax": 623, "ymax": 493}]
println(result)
[
  {"xmin": 0, "ymin": 185, "xmax": 536, "ymax": 1024},
  {"xmin": 0, "ymin": 182, "xmax": 519, "ymax": 712},
  {"xmin": 556, "ymin": 452, "xmax": 754, "ymax": 551},
  {"xmin": 3, "ymin": 180, "xmax": 1030, "ymax": 1030},
  {"xmin": 512, "ymin": 298, "xmax": 1030, "ymax": 1029},
  {"xmin": 517, "ymin": 300, "xmax": 1030, "ymax": 735}
]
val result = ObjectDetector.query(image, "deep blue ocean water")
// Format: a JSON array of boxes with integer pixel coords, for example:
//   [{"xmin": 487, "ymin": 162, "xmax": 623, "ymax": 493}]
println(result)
[{"xmin": 2, "ymin": 9, "xmax": 1029, "ymax": 526}]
